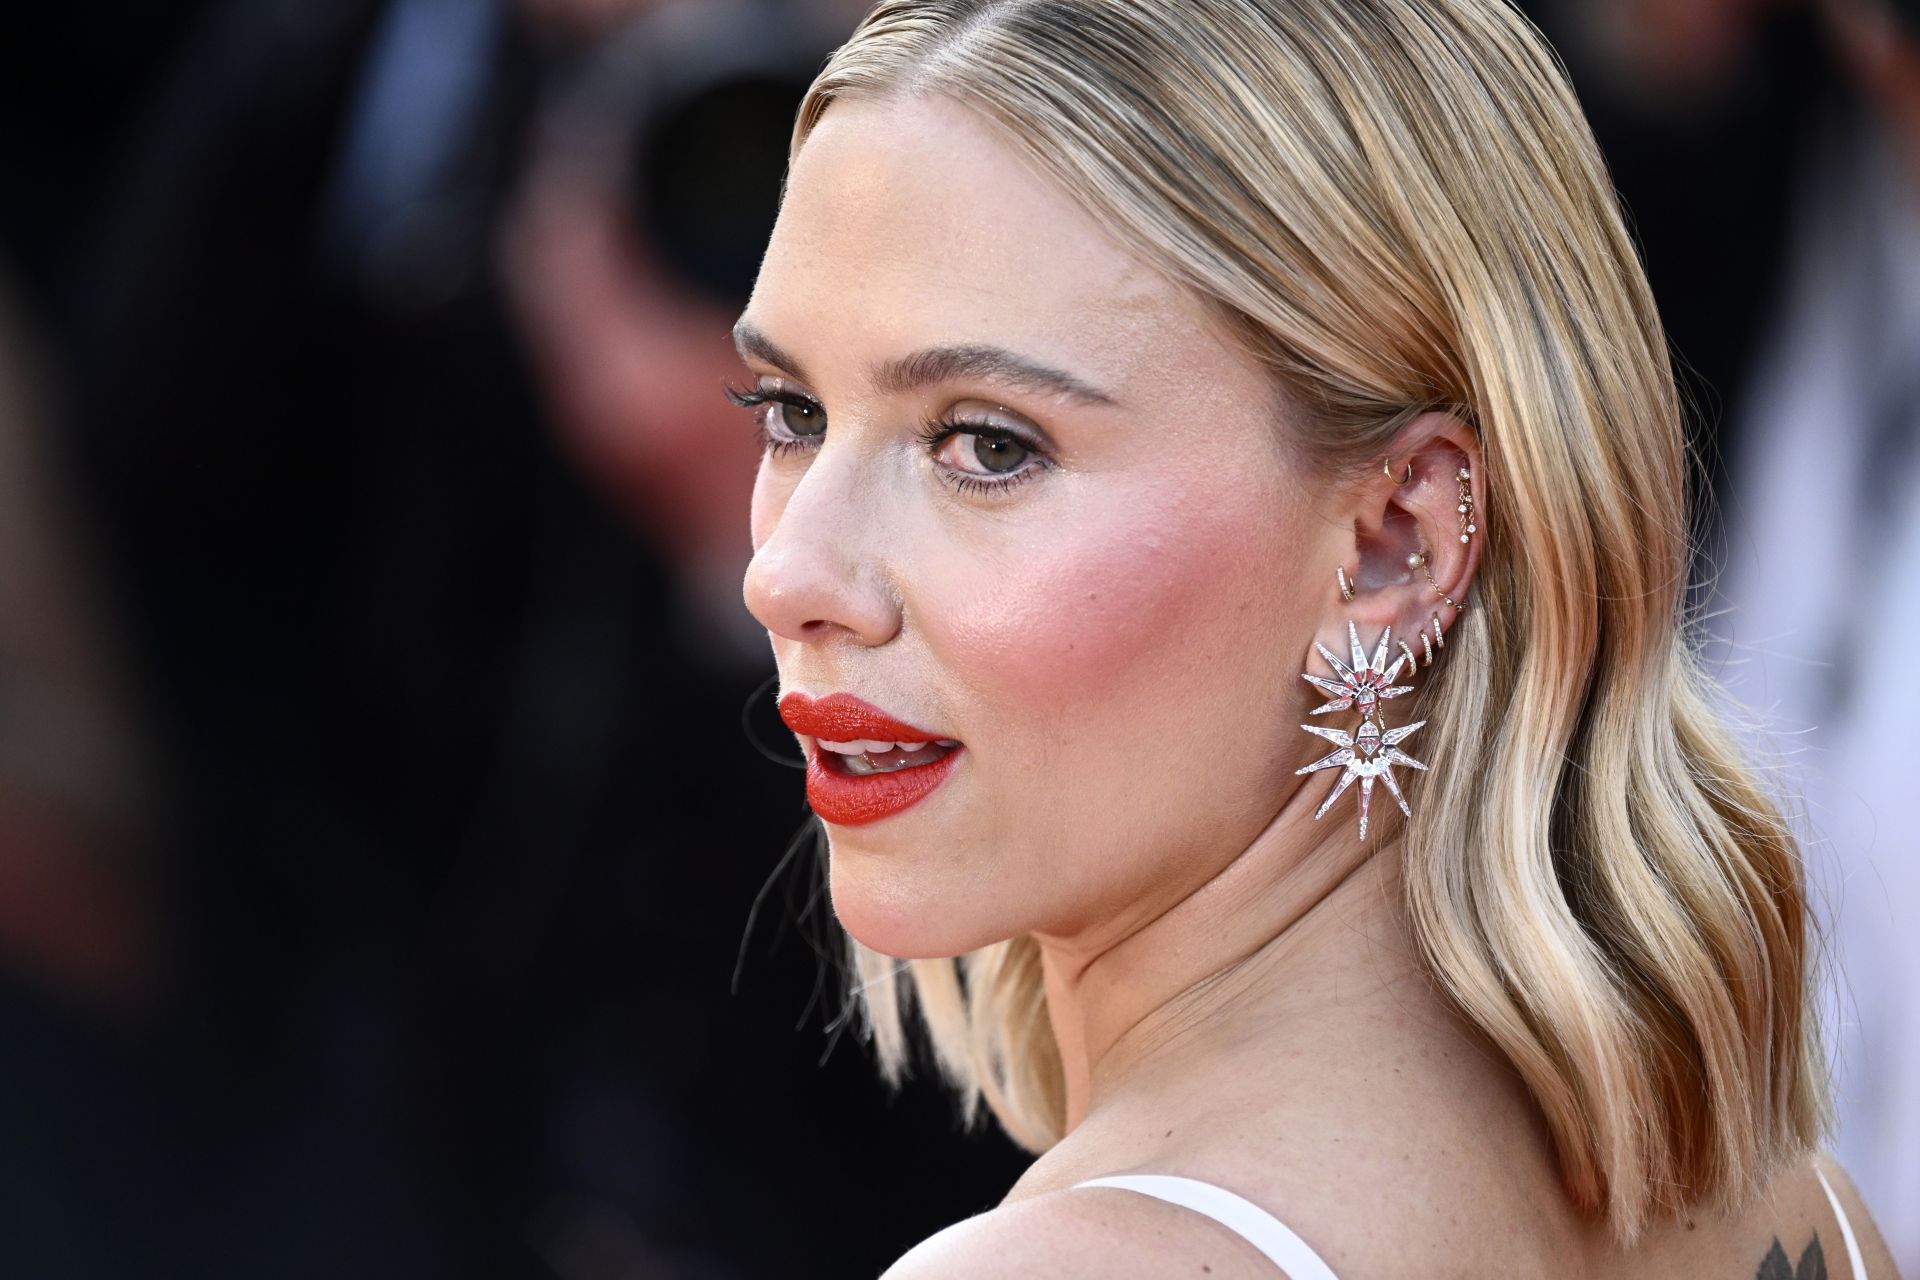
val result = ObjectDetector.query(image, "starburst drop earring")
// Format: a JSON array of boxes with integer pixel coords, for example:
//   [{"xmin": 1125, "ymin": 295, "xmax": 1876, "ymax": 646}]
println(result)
[{"xmin": 1295, "ymin": 573, "xmax": 1430, "ymax": 841}]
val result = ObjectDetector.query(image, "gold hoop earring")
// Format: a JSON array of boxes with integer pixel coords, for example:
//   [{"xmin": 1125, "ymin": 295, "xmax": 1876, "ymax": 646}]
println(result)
[
  {"xmin": 1335, "ymin": 564, "xmax": 1355, "ymax": 602},
  {"xmin": 1383, "ymin": 455, "xmax": 1412, "ymax": 486}
]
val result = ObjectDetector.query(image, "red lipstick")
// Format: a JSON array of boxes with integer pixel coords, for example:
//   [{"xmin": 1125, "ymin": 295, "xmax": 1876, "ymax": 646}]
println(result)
[{"xmin": 777, "ymin": 691, "xmax": 964, "ymax": 826}]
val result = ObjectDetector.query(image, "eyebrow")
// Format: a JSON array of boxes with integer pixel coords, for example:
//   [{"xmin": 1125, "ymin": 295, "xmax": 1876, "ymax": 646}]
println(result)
[{"xmin": 730, "ymin": 319, "xmax": 1119, "ymax": 408}]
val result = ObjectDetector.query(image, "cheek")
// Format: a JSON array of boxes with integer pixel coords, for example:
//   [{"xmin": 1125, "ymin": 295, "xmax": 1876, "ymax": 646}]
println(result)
[{"xmin": 921, "ymin": 482, "xmax": 1290, "ymax": 734}]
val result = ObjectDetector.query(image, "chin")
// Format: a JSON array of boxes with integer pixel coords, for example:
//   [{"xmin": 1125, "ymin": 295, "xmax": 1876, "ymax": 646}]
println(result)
[{"xmin": 825, "ymin": 841, "xmax": 1006, "ymax": 960}]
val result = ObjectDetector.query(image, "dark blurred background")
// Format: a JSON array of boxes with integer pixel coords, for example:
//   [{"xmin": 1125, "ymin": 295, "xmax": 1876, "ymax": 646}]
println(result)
[{"xmin": 0, "ymin": 0, "xmax": 1912, "ymax": 1276}]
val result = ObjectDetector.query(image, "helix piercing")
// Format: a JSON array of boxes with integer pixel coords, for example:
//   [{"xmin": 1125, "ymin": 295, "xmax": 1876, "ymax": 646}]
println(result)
[{"xmin": 1454, "ymin": 465, "xmax": 1476, "ymax": 544}]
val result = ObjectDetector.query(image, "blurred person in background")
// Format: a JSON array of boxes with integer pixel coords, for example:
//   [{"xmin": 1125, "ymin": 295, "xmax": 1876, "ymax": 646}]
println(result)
[
  {"xmin": 1520, "ymin": 0, "xmax": 1920, "ymax": 1270},
  {"xmin": 1706, "ymin": 1, "xmax": 1920, "ymax": 1269},
  {"xmin": 500, "ymin": 0, "xmax": 872, "ymax": 659},
  {"xmin": 0, "ymin": 0, "xmax": 1020, "ymax": 1276},
  {"xmin": 0, "ymin": 268, "xmax": 167, "ymax": 1020}
]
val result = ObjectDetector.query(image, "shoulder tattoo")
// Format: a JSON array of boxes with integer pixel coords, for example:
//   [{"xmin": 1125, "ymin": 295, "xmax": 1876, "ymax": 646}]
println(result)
[{"xmin": 1756, "ymin": 1232, "xmax": 1826, "ymax": 1280}]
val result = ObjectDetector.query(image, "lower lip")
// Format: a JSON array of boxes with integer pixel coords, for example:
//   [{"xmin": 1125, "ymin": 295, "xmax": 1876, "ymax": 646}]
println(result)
[{"xmin": 804, "ymin": 743, "xmax": 965, "ymax": 826}]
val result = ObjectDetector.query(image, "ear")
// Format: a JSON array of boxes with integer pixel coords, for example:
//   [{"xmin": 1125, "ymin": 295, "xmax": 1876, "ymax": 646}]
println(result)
[{"xmin": 1343, "ymin": 411, "xmax": 1482, "ymax": 654}]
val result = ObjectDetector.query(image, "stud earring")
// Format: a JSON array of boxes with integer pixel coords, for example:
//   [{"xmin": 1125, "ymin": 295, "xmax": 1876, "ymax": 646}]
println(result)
[
  {"xmin": 1296, "ymin": 619, "xmax": 1429, "ymax": 841},
  {"xmin": 1405, "ymin": 548, "xmax": 1465, "ymax": 613}
]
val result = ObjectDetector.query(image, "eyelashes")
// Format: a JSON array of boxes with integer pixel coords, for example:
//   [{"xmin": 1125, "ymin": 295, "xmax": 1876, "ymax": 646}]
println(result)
[{"xmin": 721, "ymin": 379, "xmax": 1053, "ymax": 498}]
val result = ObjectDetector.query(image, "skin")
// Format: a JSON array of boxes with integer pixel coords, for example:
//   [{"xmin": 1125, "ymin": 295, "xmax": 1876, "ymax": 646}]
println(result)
[{"xmin": 733, "ymin": 93, "xmax": 1901, "ymax": 1279}]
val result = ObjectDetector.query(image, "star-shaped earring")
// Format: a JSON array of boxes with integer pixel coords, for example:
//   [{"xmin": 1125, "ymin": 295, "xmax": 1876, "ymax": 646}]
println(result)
[
  {"xmin": 1296, "ymin": 620, "xmax": 1428, "ymax": 840},
  {"xmin": 1301, "ymin": 619, "xmax": 1416, "ymax": 715}
]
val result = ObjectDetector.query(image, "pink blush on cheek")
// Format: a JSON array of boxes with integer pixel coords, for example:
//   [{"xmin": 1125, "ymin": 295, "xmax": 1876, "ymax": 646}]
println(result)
[{"xmin": 922, "ymin": 488, "xmax": 1285, "ymax": 724}]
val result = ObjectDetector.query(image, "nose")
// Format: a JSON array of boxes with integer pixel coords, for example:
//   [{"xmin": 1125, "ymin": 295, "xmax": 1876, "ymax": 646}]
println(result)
[{"xmin": 742, "ymin": 462, "xmax": 902, "ymax": 648}]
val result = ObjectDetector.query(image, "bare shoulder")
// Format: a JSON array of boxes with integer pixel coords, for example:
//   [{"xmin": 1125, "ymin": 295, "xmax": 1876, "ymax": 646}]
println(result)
[
  {"xmin": 879, "ymin": 1039, "xmax": 1582, "ymax": 1279},
  {"xmin": 878, "ymin": 1128, "xmax": 1552, "ymax": 1280},
  {"xmin": 1611, "ymin": 1149, "xmax": 1905, "ymax": 1280},
  {"xmin": 1806, "ymin": 1151, "xmax": 1904, "ymax": 1280},
  {"xmin": 1722, "ymin": 1150, "xmax": 1905, "ymax": 1280},
  {"xmin": 877, "ymin": 1185, "xmax": 1292, "ymax": 1280}
]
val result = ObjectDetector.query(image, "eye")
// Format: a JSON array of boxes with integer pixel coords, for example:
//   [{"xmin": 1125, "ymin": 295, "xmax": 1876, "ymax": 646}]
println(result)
[
  {"xmin": 724, "ymin": 379, "xmax": 1053, "ymax": 496},
  {"xmin": 933, "ymin": 428, "xmax": 1032, "ymax": 476},
  {"xmin": 913, "ymin": 418, "xmax": 1053, "ymax": 497},
  {"xmin": 723, "ymin": 379, "xmax": 824, "ymax": 454}
]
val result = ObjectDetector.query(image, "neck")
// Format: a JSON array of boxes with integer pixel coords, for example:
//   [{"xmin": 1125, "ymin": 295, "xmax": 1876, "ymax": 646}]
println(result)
[{"xmin": 1033, "ymin": 808, "xmax": 1417, "ymax": 1131}]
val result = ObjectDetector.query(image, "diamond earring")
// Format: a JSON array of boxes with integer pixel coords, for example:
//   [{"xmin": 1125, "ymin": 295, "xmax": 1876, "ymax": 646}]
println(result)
[{"xmin": 1296, "ymin": 620, "xmax": 1429, "ymax": 840}]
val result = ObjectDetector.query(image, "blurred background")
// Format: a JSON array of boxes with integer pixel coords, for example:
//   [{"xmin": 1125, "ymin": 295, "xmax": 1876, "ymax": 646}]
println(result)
[{"xmin": 0, "ymin": 0, "xmax": 1911, "ymax": 1275}]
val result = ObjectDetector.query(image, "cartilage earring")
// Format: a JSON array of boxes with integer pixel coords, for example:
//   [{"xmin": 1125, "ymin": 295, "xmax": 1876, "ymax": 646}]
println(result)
[
  {"xmin": 1454, "ymin": 465, "xmax": 1476, "ymax": 545},
  {"xmin": 1295, "ymin": 619, "xmax": 1429, "ymax": 841},
  {"xmin": 1336, "ymin": 564, "xmax": 1355, "ymax": 602},
  {"xmin": 1405, "ymin": 548, "xmax": 1464, "ymax": 612}
]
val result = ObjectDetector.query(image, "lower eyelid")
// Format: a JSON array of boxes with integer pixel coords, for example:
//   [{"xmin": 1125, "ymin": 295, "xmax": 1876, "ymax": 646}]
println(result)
[{"xmin": 939, "ymin": 453, "xmax": 1050, "ymax": 497}]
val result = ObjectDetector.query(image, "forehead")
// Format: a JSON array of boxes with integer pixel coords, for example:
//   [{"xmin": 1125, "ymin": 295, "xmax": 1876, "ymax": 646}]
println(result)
[{"xmin": 747, "ymin": 92, "xmax": 1223, "ymax": 395}]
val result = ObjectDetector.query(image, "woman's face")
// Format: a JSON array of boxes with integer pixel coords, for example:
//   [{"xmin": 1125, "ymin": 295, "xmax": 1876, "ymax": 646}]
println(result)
[{"xmin": 736, "ymin": 94, "xmax": 1340, "ymax": 959}]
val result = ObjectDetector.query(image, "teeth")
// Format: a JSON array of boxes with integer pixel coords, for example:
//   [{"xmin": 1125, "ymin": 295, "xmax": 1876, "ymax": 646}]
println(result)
[
  {"xmin": 814, "ymin": 738, "xmax": 950, "ymax": 755},
  {"xmin": 814, "ymin": 740, "xmax": 925, "ymax": 752}
]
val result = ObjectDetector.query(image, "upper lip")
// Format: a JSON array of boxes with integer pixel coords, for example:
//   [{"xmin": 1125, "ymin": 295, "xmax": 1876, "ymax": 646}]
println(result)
[{"xmin": 777, "ymin": 691, "xmax": 954, "ymax": 744}]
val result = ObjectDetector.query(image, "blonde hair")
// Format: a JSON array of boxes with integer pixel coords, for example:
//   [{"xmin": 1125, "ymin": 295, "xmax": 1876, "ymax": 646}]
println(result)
[{"xmin": 789, "ymin": 0, "xmax": 1827, "ymax": 1241}]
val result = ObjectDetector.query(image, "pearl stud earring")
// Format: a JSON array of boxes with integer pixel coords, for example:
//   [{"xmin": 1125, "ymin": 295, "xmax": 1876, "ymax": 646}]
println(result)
[{"xmin": 1405, "ymin": 549, "xmax": 1464, "ymax": 613}]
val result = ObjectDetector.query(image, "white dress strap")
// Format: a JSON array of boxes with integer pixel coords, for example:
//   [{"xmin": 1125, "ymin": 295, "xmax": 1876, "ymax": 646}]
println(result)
[
  {"xmin": 1071, "ymin": 1173, "xmax": 1341, "ymax": 1280},
  {"xmin": 1813, "ymin": 1165, "xmax": 1867, "ymax": 1280}
]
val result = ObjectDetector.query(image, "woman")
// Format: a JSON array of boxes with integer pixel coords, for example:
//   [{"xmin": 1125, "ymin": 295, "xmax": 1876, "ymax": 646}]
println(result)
[{"xmin": 725, "ymin": 0, "xmax": 1902, "ymax": 1275}]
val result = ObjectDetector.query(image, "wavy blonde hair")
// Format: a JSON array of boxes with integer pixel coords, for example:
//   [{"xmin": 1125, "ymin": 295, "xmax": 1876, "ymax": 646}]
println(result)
[{"xmin": 786, "ymin": 0, "xmax": 1827, "ymax": 1241}]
